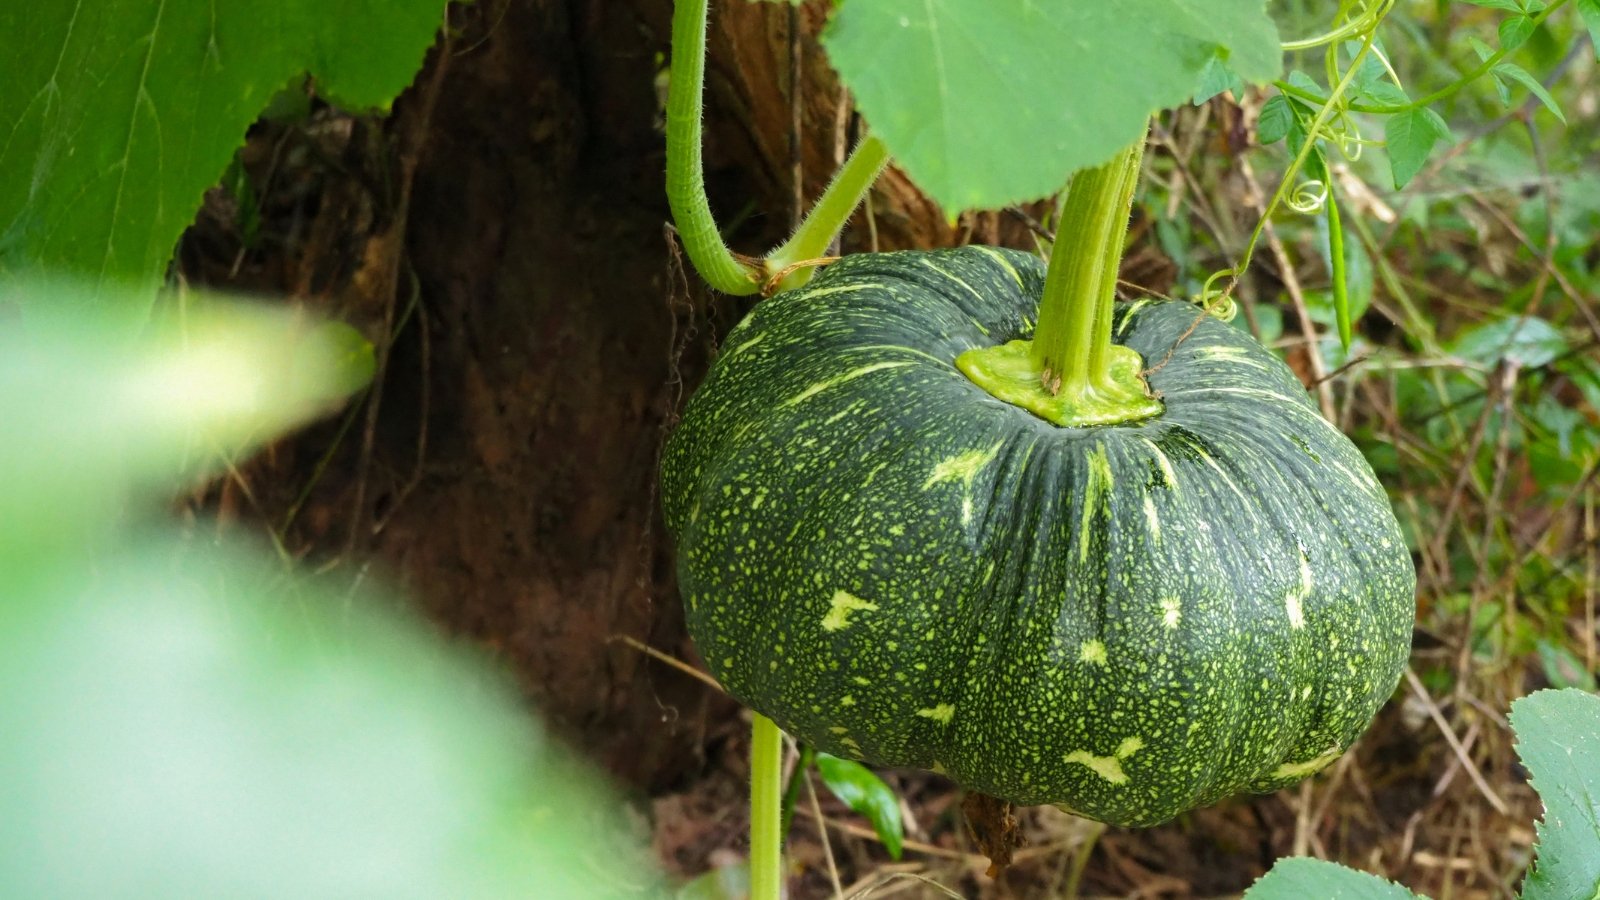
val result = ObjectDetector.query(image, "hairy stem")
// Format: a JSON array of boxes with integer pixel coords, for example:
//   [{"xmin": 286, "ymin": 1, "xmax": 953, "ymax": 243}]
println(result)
[
  {"xmin": 750, "ymin": 713, "xmax": 784, "ymax": 900},
  {"xmin": 766, "ymin": 134, "xmax": 891, "ymax": 293},
  {"xmin": 666, "ymin": 0, "xmax": 761, "ymax": 295}
]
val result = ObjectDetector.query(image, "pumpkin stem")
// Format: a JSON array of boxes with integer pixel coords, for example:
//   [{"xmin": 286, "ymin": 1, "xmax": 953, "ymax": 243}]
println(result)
[
  {"xmin": 665, "ymin": 0, "xmax": 762, "ymax": 295},
  {"xmin": 749, "ymin": 713, "xmax": 785, "ymax": 900},
  {"xmin": 955, "ymin": 128, "xmax": 1163, "ymax": 427}
]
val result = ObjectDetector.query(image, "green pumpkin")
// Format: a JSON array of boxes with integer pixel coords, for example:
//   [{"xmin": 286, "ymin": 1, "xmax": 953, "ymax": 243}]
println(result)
[{"xmin": 661, "ymin": 246, "xmax": 1415, "ymax": 827}]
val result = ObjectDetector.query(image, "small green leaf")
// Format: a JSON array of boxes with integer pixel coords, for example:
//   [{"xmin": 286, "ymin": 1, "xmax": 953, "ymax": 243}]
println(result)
[
  {"xmin": 1244, "ymin": 858, "xmax": 1421, "ymax": 899},
  {"xmin": 1499, "ymin": 14, "xmax": 1536, "ymax": 50},
  {"xmin": 1285, "ymin": 69, "xmax": 1326, "ymax": 110},
  {"xmin": 814, "ymin": 753, "xmax": 905, "ymax": 860},
  {"xmin": 1489, "ymin": 68, "xmax": 1515, "ymax": 106},
  {"xmin": 1449, "ymin": 315, "xmax": 1568, "ymax": 368},
  {"xmin": 1492, "ymin": 62, "xmax": 1567, "ymax": 122},
  {"xmin": 1194, "ymin": 52, "xmax": 1245, "ymax": 105},
  {"xmin": 1357, "ymin": 81, "xmax": 1411, "ymax": 107},
  {"xmin": 1349, "ymin": 44, "xmax": 1391, "ymax": 91},
  {"xmin": 1461, "ymin": 0, "xmax": 1526, "ymax": 11},
  {"xmin": 1557, "ymin": 356, "xmax": 1600, "ymax": 413},
  {"xmin": 1386, "ymin": 107, "xmax": 1452, "ymax": 189},
  {"xmin": 1577, "ymin": 0, "xmax": 1600, "ymax": 60},
  {"xmin": 1511, "ymin": 689, "xmax": 1600, "ymax": 900},
  {"xmin": 1468, "ymin": 35, "xmax": 1498, "ymax": 61},
  {"xmin": 1258, "ymin": 95, "xmax": 1295, "ymax": 145}
]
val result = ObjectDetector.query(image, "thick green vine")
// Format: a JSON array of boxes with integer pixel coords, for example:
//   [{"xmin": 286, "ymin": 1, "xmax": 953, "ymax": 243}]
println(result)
[
  {"xmin": 665, "ymin": 0, "xmax": 761, "ymax": 295},
  {"xmin": 956, "ymin": 131, "xmax": 1163, "ymax": 428}
]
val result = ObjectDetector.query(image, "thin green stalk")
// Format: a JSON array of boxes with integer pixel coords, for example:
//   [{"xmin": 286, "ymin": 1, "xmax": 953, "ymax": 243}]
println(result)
[
  {"xmin": 750, "ymin": 713, "xmax": 784, "ymax": 900},
  {"xmin": 666, "ymin": 0, "xmax": 761, "ymax": 295},
  {"xmin": 1280, "ymin": 0, "xmax": 1373, "ymax": 52},
  {"xmin": 779, "ymin": 744, "xmax": 815, "ymax": 835},
  {"xmin": 766, "ymin": 134, "xmax": 891, "ymax": 293},
  {"xmin": 1034, "ymin": 133, "xmax": 1146, "ymax": 391},
  {"xmin": 1226, "ymin": 30, "xmax": 1379, "ymax": 301}
]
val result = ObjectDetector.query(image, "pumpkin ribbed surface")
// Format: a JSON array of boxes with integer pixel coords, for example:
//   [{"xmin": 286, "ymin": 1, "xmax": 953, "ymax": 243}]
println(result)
[{"xmin": 661, "ymin": 246, "xmax": 1416, "ymax": 826}]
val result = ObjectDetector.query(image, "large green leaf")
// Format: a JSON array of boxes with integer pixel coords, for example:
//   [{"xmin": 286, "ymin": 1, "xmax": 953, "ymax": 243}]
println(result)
[
  {"xmin": 819, "ymin": 0, "xmax": 1281, "ymax": 211},
  {"xmin": 1513, "ymin": 689, "xmax": 1600, "ymax": 900},
  {"xmin": 1244, "ymin": 858, "xmax": 1422, "ymax": 899},
  {"xmin": 0, "ymin": 0, "xmax": 447, "ymax": 309}
]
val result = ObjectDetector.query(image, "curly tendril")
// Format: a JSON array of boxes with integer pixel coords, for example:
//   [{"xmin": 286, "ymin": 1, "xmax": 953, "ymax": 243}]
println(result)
[
  {"xmin": 1286, "ymin": 180, "xmax": 1330, "ymax": 214},
  {"xmin": 1192, "ymin": 269, "xmax": 1240, "ymax": 322}
]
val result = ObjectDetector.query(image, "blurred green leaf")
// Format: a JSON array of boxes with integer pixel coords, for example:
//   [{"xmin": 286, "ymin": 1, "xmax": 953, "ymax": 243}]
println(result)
[
  {"xmin": 260, "ymin": 76, "xmax": 315, "ymax": 125},
  {"xmin": 1317, "ymin": 333, "xmax": 1370, "ymax": 372},
  {"xmin": 1449, "ymin": 315, "xmax": 1568, "ymax": 368},
  {"xmin": 676, "ymin": 863, "xmax": 750, "ymax": 900},
  {"xmin": 1461, "ymin": 0, "xmax": 1526, "ymax": 11},
  {"xmin": 0, "ymin": 282, "xmax": 372, "ymax": 565},
  {"xmin": 1512, "ymin": 689, "xmax": 1600, "ymax": 900},
  {"xmin": 1243, "ymin": 857, "xmax": 1421, "ymax": 899},
  {"xmin": 1285, "ymin": 70, "xmax": 1325, "ymax": 108},
  {"xmin": 1386, "ymin": 107, "xmax": 1453, "ymax": 189},
  {"xmin": 1536, "ymin": 640, "xmax": 1599, "ymax": 692},
  {"xmin": 1577, "ymin": 0, "xmax": 1600, "ymax": 58},
  {"xmin": 1557, "ymin": 356, "xmax": 1600, "ymax": 413},
  {"xmin": 1525, "ymin": 392, "xmax": 1598, "ymax": 490},
  {"xmin": 0, "ymin": 0, "xmax": 448, "ymax": 311},
  {"xmin": 0, "ymin": 540, "xmax": 660, "ymax": 899},
  {"xmin": 0, "ymin": 294, "xmax": 660, "ymax": 898},
  {"xmin": 814, "ymin": 753, "xmax": 905, "ymax": 860},
  {"xmin": 1233, "ymin": 302, "xmax": 1285, "ymax": 346}
]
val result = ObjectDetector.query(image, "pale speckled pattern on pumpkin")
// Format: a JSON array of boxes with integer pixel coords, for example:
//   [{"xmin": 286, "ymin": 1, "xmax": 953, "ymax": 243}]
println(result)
[{"xmin": 661, "ymin": 247, "xmax": 1417, "ymax": 828}]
